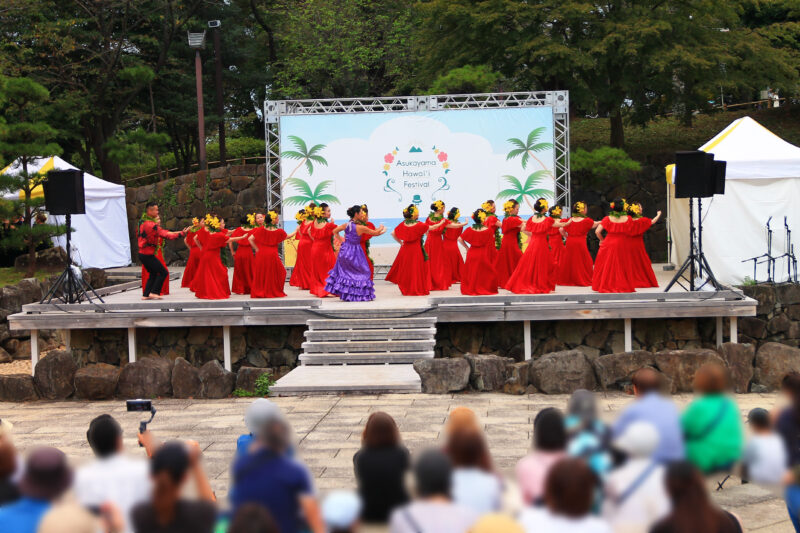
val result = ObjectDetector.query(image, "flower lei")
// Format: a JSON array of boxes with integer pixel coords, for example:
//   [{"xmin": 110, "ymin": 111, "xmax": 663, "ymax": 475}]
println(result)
[
  {"xmin": 428, "ymin": 212, "xmax": 443, "ymax": 222},
  {"xmin": 504, "ymin": 213, "xmax": 523, "ymax": 250},
  {"xmin": 140, "ymin": 213, "xmax": 165, "ymax": 254},
  {"xmin": 573, "ymin": 202, "xmax": 587, "ymax": 218},
  {"xmin": 355, "ymin": 220, "xmax": 374, "ymax": 266},
  {"xmin": 609, "ymin": 199, "xmax": 629, "ymax": 217}
]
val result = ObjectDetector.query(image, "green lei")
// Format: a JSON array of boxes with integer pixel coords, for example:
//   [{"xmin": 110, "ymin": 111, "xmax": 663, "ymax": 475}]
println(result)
[
  {"xmin": 609, "ymin": 210, "xmax": 627, "ymax": 217},
  {"xmin": 505, "ymin": 215, "xmax": 523, "ymax": 250},
  {"xmin": 488, "ymin": 214, "xmax": 501, "ymax": 250},
  {"xmin": 404, "ymin": 219, "xmax": 428, "ymax": 261},
  {"xmin": 428, "ymin": 213, "xmax": 443, "ymax": 222},
  {"xmin": 139, "ymin": 213, "xmax": 165, "ymax": 254},
  {"xmin": 355, "ymin": 220, "xmax": 373, "ymax": 265}
]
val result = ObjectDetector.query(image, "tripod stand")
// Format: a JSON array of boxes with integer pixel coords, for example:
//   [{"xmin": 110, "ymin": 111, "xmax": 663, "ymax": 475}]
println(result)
[
  {"xmin": 742, "ymin": 217, "xmax": 777, "ymax": 282},
  {"xmin": 40, "ymin": 214, "xmax": 104, "ymax": 304},
  {"xmin": 665, "ymin": 197, "xmax": 724, "ymax": 292},
  {"xmin": 775, "ymin": 216, "xmax": 799, "ymax": 283}
]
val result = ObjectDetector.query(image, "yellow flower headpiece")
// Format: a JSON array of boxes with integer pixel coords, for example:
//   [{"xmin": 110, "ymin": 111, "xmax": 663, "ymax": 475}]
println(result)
[
  {"xmin": 478, "ymin": 210, "xmax": 488, "ymax": 223},
  {"xmin": 432, "ymin": 200, "xmax": 444, "ymax": 211},
  {"xmin": 450, "ymin": 209, "xmax": 460, "ymax": 220},
  {"xmin": 203, "ymin": 214, "xmax": 221, "ymax": 231},
  {"xmin": 539, "ymin": 199, "xmax": 549, "ymax": 211},
  {"xmin": 305, "ymin": 205, "xmax": 315, "ymax": 215},
  {"xmin": 412, "ymin": 205, "xmax": 419, "ymax": 217},
  {"xmin": 192, "ymin": 217, "xmax": 199, "ymax": 225},
  {"xmin": 481, "ymin": 201, "xmax": 493, "ymax": 211},
  {"xmin": 294, "ymin": 211, "xmax": 306, "ymax": 223},
  {"xmin": 575, "ymin": 202, "xmax": 586, "ymax": 214},
  {"xmin": 313, "ymin": 206, "xmax": 324, "ymax": 219},
  {"xmin": 629, "ymin": 203, "xmax": 643, "ymax": 216},
  {"xmin": 246, "ymin": 213, "xmax": 256, "ymax": 226},
  {"xmin": 552, "ymin": 206, "xmax": 562, "ymax": 217},
  {"xmin": 503, "ymin": 200, "xmax": 516, "ymax": 214},
  {"xmin": 267, "ymin": 211, "xmax": 279, "ymax": 224}
]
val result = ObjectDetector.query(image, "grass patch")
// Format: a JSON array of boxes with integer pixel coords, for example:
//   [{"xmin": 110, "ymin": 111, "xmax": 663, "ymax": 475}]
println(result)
[{"xmin": 0, "ymin": 267, "xmax": 53, "ymax": 287}]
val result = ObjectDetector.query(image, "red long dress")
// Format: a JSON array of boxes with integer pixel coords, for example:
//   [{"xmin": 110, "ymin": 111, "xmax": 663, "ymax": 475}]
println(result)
[
  {"xmin": 361, "ymin": 221, "xmax": 376, "ymax": 278},
  {"xmin": 386, "ymin": 222, "xmax": 431, "ymax": 295},
  {"xmin": 548, "ymin": 221, "xmax": 566, "ymax": 286},
  {"xmin": 461, "ymin": 228, "xmax": 499, "ymax": 295},
  {"xmin": 505, "ymin": 216, "xmax": 556, "ymax": 294},
  {"xmin": 592, "ymin": 217, "xmax": 635, "ymax": 293},
  {"xmin": 141, "ymin": 241, "xmax": 169, "ymax": 295},
  {"xmin": 628, "ymin": 217, "xmax": 658, "ymax": 288},
  {"xmin": 192, "ymin": 231, "xmax": 231, "ymax": 299},
  {"xmin": 557, "ymin": 217, "xmax": 594, "ymax": 286},
  {"xmin": 442, "ymin": 225, "xmax": 464, "ymax": 284},
  {"xmin": 484, "ymin": 214, "xmax": 500, "ymax": 264},
  {"xmin": 497, "ymin": 216, "xmax": 523, "ymax": 288},
  {"xmin": 425, "ymin": 217, "xmax": 449, "ymax": 291},
  {"xmin": 181, "ymin": 230, "xmax": 202, "ymax": 289},
  {"xmin": 307, "ymin": 221, "xmax": 337, "ymax": 297},
  {"xmin": 230, "ymin": 227, "xmax": 254, "ymax": 294},
  {"xmin": 250, "ymin": 227, "xmax": 288, "ymax": 298},
  {"xmin": 290, "ymin": 222, "xmax": 314, "ymax": 289}
]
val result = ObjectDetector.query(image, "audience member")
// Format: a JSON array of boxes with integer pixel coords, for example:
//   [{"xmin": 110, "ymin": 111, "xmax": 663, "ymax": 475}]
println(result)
[
  {"xmin": 613, "ymin": 368, "xmax": 685, "ymax": 463},
  {"xmin": 742, "ymin": 407, "xmax": 787, "ymax": 485},
  {"xmin": 519, "ymin": 457, "xmax": 611, "ymax": 533},
  {"xmin": 230, "ymin": 406, "xmax": 324, "ymax": 533},
  {"xmin": 322, "ymin": 491, "xmax": 362, "ymax": 533},
  {"xmin": 0, "ymin": 447, "xmax": 72, "ymax": 533},
  {"xmin": 388, "ymin": 449, "xmax": 479, "ymax": 533},
  {"xmin": 775, "ymin": 372, "xmax": 800, "ymax": 529},
  {"xmin": 73, "ymin": 414, "xmax": 150, "ymax": 533},
  {"xmin": 131, "ymin": 441, "xmax": 216, "ymax": 533},
  {"xmin": 470, "ymin": 513, "xmax": 524, "ymax": 533},
  {"xmin": 37, "ymin": 502, "xmax": 125, "ymax": 533},
  {"xmin": 602, "ymin": 421, "xmax": 670, "ymax": 533},
  {"xmin": 447, "ymin": 429, "xmax": 502, "ymax": 514},
  {"xmin": 0, "ymin": 436, "xmax": 20, "ymax": 506},
  {"xmin": 353, "ymin": 412, "xmax": 409, "ymax": 523},
  {"xmin": 649, "ymin": 461, "xmax": 742, "ymax": 533},
  {"xmin": 516, "ymin": 407, "xmax": 567, "ymax": 505},
  {"xmin": 681, "ymin": 363, "xmax": 743, "ymax": 473},
  {"xmin": 444, "ymin": 407, "xmax": 482, "ymax": 438},
  {"xmin": 237, "ymin": 399, "xmax": 284, "ymax": 460},
  {"xmin": 226, "ymin": 503, "xmax": 279, "ymax": 533},
  {"xmin": 566, "ymin": 389, "xmax": 613, "ymax": 479}
]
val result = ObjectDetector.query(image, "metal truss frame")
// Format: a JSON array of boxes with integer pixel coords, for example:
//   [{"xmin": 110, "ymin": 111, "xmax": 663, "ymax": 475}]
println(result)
[{"xmin": 264, "ymin": 91, "xmax": 570, "ymax": 217}]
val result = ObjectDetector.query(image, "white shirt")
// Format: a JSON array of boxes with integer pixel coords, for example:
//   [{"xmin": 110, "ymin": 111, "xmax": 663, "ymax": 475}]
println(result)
[
  {"xmin": 73, "ymin": 454, "xmax": 151, "ymax": 533},
  {"xmin": 451, "ymin": 468, "xmax": 502, "ymax": 514},
  {"xmin": 602, "ymin": 459, "xmax": 670, "ymax": 533},
  {"xmin": 520, "ymin": 507, "xmax": 612, "ymax": 533},
  {"xmin": 389, "ymin": 501, "xmax": 479, "ymax": 533},
  {"xmin": 744, "ymin": 433, "xmax": 788, "ymax": 486}
]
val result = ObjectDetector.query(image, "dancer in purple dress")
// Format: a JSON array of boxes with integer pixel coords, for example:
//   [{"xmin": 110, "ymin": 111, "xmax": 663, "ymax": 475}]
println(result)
[{"xmin": 325, "ymin": 205, "xmax": 387, "ymax": 301}]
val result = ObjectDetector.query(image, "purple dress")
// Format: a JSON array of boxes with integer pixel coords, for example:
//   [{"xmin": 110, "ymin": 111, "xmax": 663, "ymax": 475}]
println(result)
[{"xmin": 325, "ymin": 222, "xmax": 376, "ymax": 301}]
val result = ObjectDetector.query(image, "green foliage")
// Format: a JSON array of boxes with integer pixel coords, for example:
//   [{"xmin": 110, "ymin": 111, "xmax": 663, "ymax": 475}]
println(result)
[
  {"xmin": 742, "ymin": 276, "xmax": 757, "ymax": 286},
  {"xmin": 232, "ymin": 388, "xmax": 256, "ymax": 398},
  {"xmin": 571, "ymin": 147, "xmax": 642, "ymax": 188},
  {"xmin": 162, "ymin": 178, "xmax": 178, "ymax": 210},
  {"xmin": 254, "ymin": 372, "xmax": 275, "ymax": 397},
  {"xmin": 429, "ymin": 65, "xmax": 501, "ymax": 94}
]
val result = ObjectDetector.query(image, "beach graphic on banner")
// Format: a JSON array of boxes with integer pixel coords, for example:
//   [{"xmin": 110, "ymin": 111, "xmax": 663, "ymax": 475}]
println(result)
[{"xmin": 279, "ymin": 107, "xmax": 555, "ymax": 263}]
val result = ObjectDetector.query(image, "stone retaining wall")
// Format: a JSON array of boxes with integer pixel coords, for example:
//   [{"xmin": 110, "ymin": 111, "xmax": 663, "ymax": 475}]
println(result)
[{"xmin": 737, "ymin": 283, "xmax": 800, "ymax": 348}]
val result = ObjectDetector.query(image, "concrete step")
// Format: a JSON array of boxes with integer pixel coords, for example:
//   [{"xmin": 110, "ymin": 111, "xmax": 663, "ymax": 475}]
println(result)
[
  {"xmin": 304, "ymin": 327, "xmax": 436, "ymax": 342},
  {"xmin": 301, "ymin": 339, "xmax": 436, "ymax": 354},
  {"xmin": 299, "ymin": 351, "xmax": 434, "ymax": 365},
  {"xmin": 270, "ymin": 364, "xmax": 421, "ymax": 395},
  {"xmin": 306, "ymin": 317, "xmax": 436, "ymax": 330}
]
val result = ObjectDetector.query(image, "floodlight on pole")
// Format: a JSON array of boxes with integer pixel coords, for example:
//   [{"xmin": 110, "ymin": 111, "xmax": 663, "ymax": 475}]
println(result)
[{"xmin": 188, "ymin": 31, "xmax": 207, "ymax": 170}]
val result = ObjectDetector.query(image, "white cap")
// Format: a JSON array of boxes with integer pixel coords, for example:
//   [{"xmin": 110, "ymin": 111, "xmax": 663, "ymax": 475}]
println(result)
[
  {"xmin": 322, "ymin": 491, "xmax": 362, "ymax": 529},
  {"xmin": 613, "ymin": 421, "xmax": 660, "ymax": 458}
]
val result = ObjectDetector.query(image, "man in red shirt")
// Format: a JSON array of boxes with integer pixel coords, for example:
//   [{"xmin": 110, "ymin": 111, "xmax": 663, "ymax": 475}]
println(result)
[{"xmin": 138, "ymin": 202, "xmax": 188, "ymax": 300}]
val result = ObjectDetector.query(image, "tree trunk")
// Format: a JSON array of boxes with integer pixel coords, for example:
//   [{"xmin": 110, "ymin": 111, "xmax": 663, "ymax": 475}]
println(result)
[{"xmin": 609, "ymin": 110, "xmax": 624, "ymax": 148}]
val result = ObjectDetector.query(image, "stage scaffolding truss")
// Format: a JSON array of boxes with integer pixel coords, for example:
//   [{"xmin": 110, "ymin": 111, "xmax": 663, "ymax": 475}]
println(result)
[{"xmin": 263, "ymin": 91, "xmax": 570, "ymax": 219}]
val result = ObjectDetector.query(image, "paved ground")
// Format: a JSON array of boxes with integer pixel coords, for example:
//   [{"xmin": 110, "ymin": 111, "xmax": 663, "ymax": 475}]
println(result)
[{"xmin": 0, "ymin": 392, "xmax": 793, "ymax": 532}]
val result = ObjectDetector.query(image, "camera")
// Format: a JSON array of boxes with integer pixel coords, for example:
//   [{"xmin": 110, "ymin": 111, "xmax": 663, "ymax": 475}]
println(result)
[
  {"xmin": 208, "ymin": 20, "xmax": 221, "ymax": 28},
  {"xmin": 126, "ymin": 399, "xmax": 152, "ymax": 412}
]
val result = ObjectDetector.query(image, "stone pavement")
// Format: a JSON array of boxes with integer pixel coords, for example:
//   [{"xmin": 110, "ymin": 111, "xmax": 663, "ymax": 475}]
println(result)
[{"xmin": 0, "ymin": 392, "xmax": 793, "ymax": 532}]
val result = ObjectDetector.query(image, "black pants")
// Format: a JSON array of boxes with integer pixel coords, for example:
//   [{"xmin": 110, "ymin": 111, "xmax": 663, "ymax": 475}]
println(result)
[{"xmin": 140, "ymin": 253, "xmax": 167, "ymax": 296}]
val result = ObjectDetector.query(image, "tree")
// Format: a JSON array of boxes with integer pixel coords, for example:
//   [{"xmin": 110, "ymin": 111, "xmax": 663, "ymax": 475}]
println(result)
[
  {"xmin": 429, "ymin": 65, "xmax": 501, "ymax": 94},
  {"xmin": 570, "ymin": 147, "xmax": 641, "ymax": 189},
  {"xmin": 0, "ymin": 77, "xmax": 66, "ymax": 276}
]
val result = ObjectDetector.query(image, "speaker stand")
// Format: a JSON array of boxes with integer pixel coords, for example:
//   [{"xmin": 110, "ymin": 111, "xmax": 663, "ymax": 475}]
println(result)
[
  {"xmin": 40, "ymin": 214, "xmax": 105, "ymax": 304},
  {"xmin": 665, "ymin": 198, "xmax": 724, "ymax": 292}
]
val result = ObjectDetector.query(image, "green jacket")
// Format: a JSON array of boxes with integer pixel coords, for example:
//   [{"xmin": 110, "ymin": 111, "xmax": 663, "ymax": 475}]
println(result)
[{"xmin": 681, "ymin": 394, "xmax": 743, "ymax": 473}]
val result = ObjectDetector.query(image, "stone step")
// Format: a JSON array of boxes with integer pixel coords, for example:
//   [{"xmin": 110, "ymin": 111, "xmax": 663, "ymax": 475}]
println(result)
[
  {"xmin": 299, "ymin": 351, "xmax": 435, "ymax": 365},
  {"xmin": 301, "ymin": 339, "xmax": 436, "ymax": 354},
  {"xmin": 306, "ymin": 317, "xmax": 436, "ymax": 330},
  {"xmin": 304, "ymin": 327, "xmax": 436, "ymax": 342},
  {"xmin": 270, "ymin": 364, "xmax": 421, "ymax": 396}
]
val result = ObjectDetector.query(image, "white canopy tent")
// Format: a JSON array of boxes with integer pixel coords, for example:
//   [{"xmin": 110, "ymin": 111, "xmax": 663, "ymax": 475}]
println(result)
[
  {"xmin": 666, "ymin": 117, "xmax": 800, "ymax": 285},
  {"xmin": 1, "ymin": 156, "xmax": 131, "ymax": 269}
]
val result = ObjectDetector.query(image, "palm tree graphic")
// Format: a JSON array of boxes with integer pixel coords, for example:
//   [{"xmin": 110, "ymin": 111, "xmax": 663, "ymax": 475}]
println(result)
[
  {"xmin": 506, "ymin": 127, "xmax": 553, "ymax": 173},
  {"xmin": 496, "ymin": 172, "xmax": 552, "ymax": 211},
  {"xmin": 281, "ymin": 135, "xmax": 328, "ymax": 189},
  {"xmin": 283, "ymin": 178, "xmax": 340, "ymax": 206}
]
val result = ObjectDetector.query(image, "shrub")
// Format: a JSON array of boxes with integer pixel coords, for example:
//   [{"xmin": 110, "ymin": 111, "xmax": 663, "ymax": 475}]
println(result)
[{"xmin": 571, "ymin": 146, "xmax": 641, "ymax": 188}]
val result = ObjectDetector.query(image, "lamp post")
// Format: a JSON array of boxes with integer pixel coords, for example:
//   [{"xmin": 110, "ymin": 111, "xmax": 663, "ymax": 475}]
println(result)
[
  {"xmin": 208, "ymin": 20, "xmax": 226, "ymax": 165},
  {"xmin": 188, "ymin": 31, "xmax": 207, "ymax": 170}
]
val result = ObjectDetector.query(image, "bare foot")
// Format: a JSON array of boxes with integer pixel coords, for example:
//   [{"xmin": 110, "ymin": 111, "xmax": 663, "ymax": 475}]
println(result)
[
  {"xmin": 141, "ymin": 296, "xmax": 153, "ymax": 300},
  {"xmin": 151, "ymin": 294, "xmax": 164, "ymax": 300}
]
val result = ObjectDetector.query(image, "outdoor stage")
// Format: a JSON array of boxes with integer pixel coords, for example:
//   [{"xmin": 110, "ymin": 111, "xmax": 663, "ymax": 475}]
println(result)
[{"xmin": 8, "ymin": 265, "xmax": 757, "ymax": 382}]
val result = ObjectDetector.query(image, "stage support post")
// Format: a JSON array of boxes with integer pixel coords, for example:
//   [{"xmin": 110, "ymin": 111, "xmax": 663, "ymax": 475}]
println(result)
[
  {"xmin": 730, "ymin": 316, "xmax": 738, "ymax": 344},
  {"xmin": 523, "ymin": 321, "xmax": 532, "ymax": 361},
  {"xmin": 716, "ymin": 317, "xmax": 723, "ymax": 348},
  {"xmin": 624, "ymin": 319, "xmax": 632, "ymax": 352},
  {"xmin": 127, "ymin": 327, "xmax": 137, "ymax": 363},
  {"xmin": 223, "ymin": 325, "xmax": 232, "ymax": 371},
  {"xmin": 30, "ymin": 329, "xmax": 39, "ymax": 376},
  {"xmin": 63, "ymin": 329, "xmax": 71, "ymax": 352}
]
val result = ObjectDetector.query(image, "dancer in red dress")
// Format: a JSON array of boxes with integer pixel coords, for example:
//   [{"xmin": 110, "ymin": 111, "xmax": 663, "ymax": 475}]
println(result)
[
  {"xmin": 141, "ymin": 216, "xmax": 169, "ymax": 295},
  {"xmin": 627, "ymin": 202, "xmax": 661, "ymax": 288},
  {"xmin": 358, "ymin": 204, "xmax": 376, "ymax": 279},
  {"xmin": 557, "ymin": 201, "xmax": 599, "ymax": 287},
  {"xmin": 481, "ymin": 200, "xmax": 502, "ymax": 264},
  {"xmin": 459, "ymin": 210, "xmax": 499, "ymax": 295},
  {"xmin": 137, "ymin": 203, "xmax": 188, "ymax": 300},
  {"xmin": 249, "ymin": 211, "xmax": 289, "ymax": 298},
  {"xmin": 506, "ymin": 199, "xmax": 571, "ymax": 294},
  {"xmin": 442, "ymin": 207, "xmax": 467, "ymax": 285},
  {"xmin": 547, "ymin": 205, "xmax": 567, "ymax": 286},
  {"xmin": 307, "ymin": 203, "xmax": 338, "ymax": 297},
  {"xmin": 192, "ymin": 215, "xmax": 241, "ymax": 300},
  {"xmin": 425, "ymin": 200, "xmax": 451, "ymax": 291},
  {"xmin": 290, "ymin": 204, "xmax": 316, "ymax": 289},
  {"xmin": 229, "ymin": 213, "xmax": 256, "ymax": 295},
  {"xmin": 181, "ymin": 217, "xmax": 203, "ymax": 289},
  {"xmin": 592, "ymin": 198, "xmax": 636, "ymax": 293},
  {"xmin": 386, "ymin": 204, "xmax": 431, "ymax": 296},
  {"xmin": 497, "ymin": 200, "xmax": 524, "ymax": 288}
]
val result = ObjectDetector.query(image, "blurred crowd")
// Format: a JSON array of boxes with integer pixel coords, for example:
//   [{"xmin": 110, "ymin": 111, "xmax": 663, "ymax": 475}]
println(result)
[{"xmin": 3, "ymin": 361, "xmax": 800, "ymax": 533}]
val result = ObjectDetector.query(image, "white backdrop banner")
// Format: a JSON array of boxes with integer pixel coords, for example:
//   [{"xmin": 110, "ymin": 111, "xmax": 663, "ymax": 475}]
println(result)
[{"xmin": 279, "ymin": 107, "xmax": 556, "ymax": 245}]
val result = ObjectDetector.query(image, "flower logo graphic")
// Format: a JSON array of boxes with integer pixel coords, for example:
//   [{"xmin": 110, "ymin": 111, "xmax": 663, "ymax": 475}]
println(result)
[
  {"xmin": 383, "ymin": 164, "xmax": 390, "ymax": 171},
  {"xmin": 437, "ymin": 152, "xmax": 448, "ymax": 162},
  {"xmin": 384, "ymin": 153, "xmax": 394, "ymax": 163}
]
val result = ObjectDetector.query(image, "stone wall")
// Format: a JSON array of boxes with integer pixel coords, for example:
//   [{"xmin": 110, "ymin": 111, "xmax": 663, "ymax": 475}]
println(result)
[
  {"xmin": 737, "ymin": 283, "xmax": 800, "ymax": 348},
  {"xmin": 125, "ymin": 165, "xmax": 266, "ymax": 265}
]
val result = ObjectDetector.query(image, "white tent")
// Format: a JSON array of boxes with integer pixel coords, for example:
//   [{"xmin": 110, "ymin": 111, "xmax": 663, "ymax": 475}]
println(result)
[
  {"xmin": 666, "ymin": 117, "xmax": 800, "ymax": 285},
  {"xmin": 1, "ymin": 156, "xmax": 131, "ymax": 269}
]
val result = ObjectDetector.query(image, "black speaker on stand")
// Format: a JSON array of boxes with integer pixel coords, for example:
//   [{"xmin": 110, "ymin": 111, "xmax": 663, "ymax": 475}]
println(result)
[
  {"xmin": 39, "ymin": 169, "xmax": 104, "ymax": 304},
  {"xmin": 665, "ymin": 151, "xmax": 725, "ymax": 292}
]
